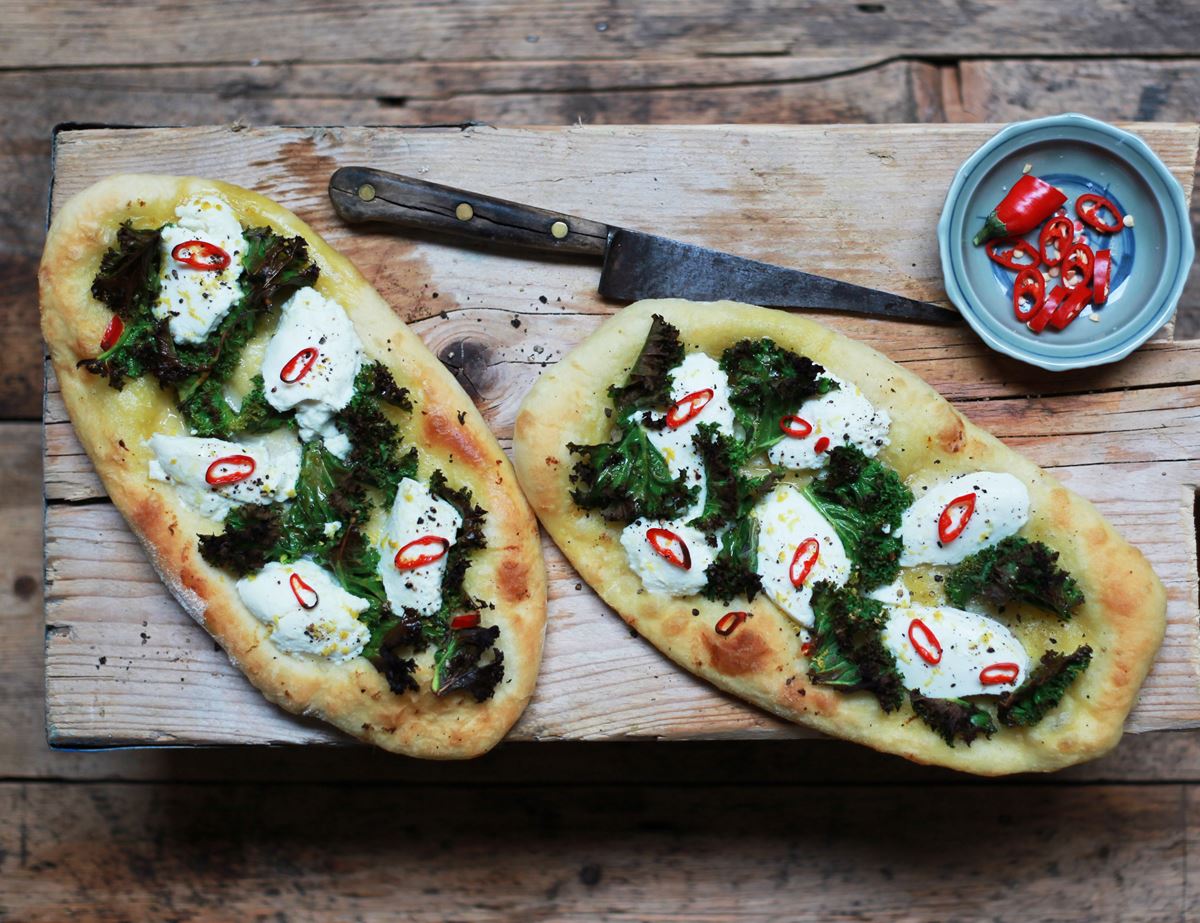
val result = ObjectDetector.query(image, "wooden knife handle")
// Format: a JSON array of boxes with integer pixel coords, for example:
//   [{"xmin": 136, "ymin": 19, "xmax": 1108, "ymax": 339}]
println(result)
[{"xmin": 328, "ymin": 166, "xmax": 611, "ymax": 257}]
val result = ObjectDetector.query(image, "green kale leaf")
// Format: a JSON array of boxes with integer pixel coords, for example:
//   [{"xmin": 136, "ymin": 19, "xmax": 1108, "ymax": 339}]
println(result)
[
  {"xmin": 567, "ymin": 415, "xmax": 698, "ymax": 523},
  {"xmin": 196, "ymin": 505, "xmax": 284, "ymax": 577},
  {"xmin": 334, "ymin": 362, "xmax": 417, "ymax": 504},
  {"xmin": 946, "ymin": 536, "xmax": 1084, "ymax": 619},
  {"xmin": 997, "ymin": 645, "xmax": 1093, "ymax": 728},
  {"xmin": 701, "ymin": 516, "xmax": 763, "ymax": 603},
  {"xmin": 909, "ymin": 691, "xmax": 997, "ymax": 747},
  {"xmin": 178, "ymin": 374, "xmax": 292, "ymax": 440},
  {"xmin": 608, "ymin": 313, "xmax": 684, "ymax": 415},
  {"xmin": 688, "ymin": 423, "xmax": 778, "ymax": 536},
  {"xmin": 90, "ymin": 223, "xmax": 163, "ymax": 319},
  {"xmin": 719, "ymin": 338, "xmax": 836, "ymax": 456},
  {"xmin": 801, "ymin": 445, "xmax": 912, "ymax": 590},
  {"xmin": 240, "ymin": 226, "xmax": 321, "ymax": 314},
  {"xmin": 430, "ymin": 469, "xmax": 488, "ymax": 550},
  {"xmin": 432, "ymin": 624, "xmax": 505, "ymax": 701},
  {"xmin": 806, "ymin": 581, "xmax": 905, "ymax": 712}
]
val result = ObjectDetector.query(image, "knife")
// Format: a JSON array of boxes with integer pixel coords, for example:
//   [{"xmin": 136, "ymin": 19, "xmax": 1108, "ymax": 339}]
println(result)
[{"xmin": 328, "ymin": 166, "xmax": 957, "ymax": 324}]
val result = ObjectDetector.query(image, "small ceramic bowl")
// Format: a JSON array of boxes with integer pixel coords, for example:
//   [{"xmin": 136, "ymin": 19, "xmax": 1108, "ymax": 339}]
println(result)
[{"xmin": 938, "ymin": 113, "xmax": 1194, "ymax": 371}]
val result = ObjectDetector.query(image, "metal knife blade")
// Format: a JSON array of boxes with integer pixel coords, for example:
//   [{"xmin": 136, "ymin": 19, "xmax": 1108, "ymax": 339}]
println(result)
[{"xmin": 599, "ymin": 229, "xmax": 956, "ymax": 324}]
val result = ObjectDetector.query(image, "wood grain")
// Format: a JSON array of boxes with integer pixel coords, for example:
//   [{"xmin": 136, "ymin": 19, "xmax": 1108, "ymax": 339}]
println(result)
[
  {"xmin": 6, "ymin": 1, "xmax": 1200, "ymax": 66},
  {"xmin": 41, "ymin": 124, "xmax": 1200, "ymax": 751},
  {"xmin": 0, "ymin": 781, "xmax": 1190, "ymax": 922}
]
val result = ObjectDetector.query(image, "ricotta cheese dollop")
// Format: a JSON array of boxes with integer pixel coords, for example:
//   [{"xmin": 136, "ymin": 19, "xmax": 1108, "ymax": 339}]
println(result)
[
  {"xmin": 767, "ymin": 373, "xmax": 890, "ymax": 470},
  {"xmin": 154, "ymin": 195, "xmax": 248, "ymax": 344},
  {"xmin": 899, "ymin": 471, "xmax": 1030, "ymax": 566},
  {"xmin": 378, "ymin": 477, "xmax": 463, "ymax": 617},
  {"xmin": 620, "ymin": 518, "xmax": 715, "ymax": 597},
  {"xmin": 644, "ymin": 351, "xmax": 737, "ymax": 518},
  {"xmin": 237, "ymin": 559, "xmax": 370, "ymax": 662},
  {"xmin": 881, "ymin": 602, "xmax": 1030, "ymax": 698},
  {"xmin": 146, "ymin": 429, "xmax": 302, "ymax": 522},
  {"xmin": 260, "ymin": 287, "xmax": 365, "ymax": 459},
  {"xmin": 753, "ymin": 484, "xmax": 852, "ymax": 628}
]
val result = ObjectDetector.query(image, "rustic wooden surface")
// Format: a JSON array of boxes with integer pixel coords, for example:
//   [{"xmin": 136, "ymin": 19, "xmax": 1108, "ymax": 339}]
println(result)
[
  {"xmin": 42, "ymin": 123, "xmax": 1200, "ymax": 750},
  {"xmin": 5, "ymin": 2, "xmax": 1200, "ymax": 919}
]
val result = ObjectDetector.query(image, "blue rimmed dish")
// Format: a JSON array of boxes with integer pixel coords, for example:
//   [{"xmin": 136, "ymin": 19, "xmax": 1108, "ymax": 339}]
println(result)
[{"xmin": 937, "ymin": 113, "xmax": 1194, "ymax": 372}]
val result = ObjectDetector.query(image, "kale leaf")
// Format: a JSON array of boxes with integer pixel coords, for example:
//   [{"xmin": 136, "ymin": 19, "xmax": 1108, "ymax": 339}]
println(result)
[
  {"xmin": 997, "ymin": 646, "xmax": 1093, "ymax": 728},
  {"xmin": 909, "ymin": 691, "xmax": 997, "ymax": 747},
  {"xmin": 334, "ymin": 362, "xmax": 417, "ymax": 504},
  {"xmin": 719, "ymin": 338, "xmax": 836, "ymax": 456},
  {"xmin": 946, "ymin": 536, "xmax": 1084, "ymax": 619},
  {"xmin": 702, "ymin": 516, "xmax": 763, "ymax": 603},
  {"xmin": 689, "ymin": 424, "xmax": 778, "ymax": 536},
  {"xmin": 196, "ymin": 505, "xmax": 284, "ymax": 577},
  {"xmin": 567, "ymin": 415, "xmax": 698, "ymax": 523},
  {"xmin": 430, "ymin": 469, "xmax": 488, "ymax": 550},
  {"xmin": 178, "ymin": 374, "xmax": 292, "ymax": 440},
  {"xmin": 240, "ymin": 226, "xmax": 321, "ymax": 314},
  {"xmin": 608, "ymin": 313, "xmax": 683, "ymax": 414},
  {"xmin": 806, "ymin": 581, "xmax": 905, "ymax": 712},
  {"xmin": 432, "ymin": 624, "xmax": 505, "ymax": 701},
  {"xmin": 90, "ymin": 223, "xmax": 163, "ymax": 319},
  {"xmin": 368, "ymin": 609, "xmax": 427, "ymax": 693},
  {"xmin": 801, "ymin": 445, "xmax": 912, "ymax": 590}
]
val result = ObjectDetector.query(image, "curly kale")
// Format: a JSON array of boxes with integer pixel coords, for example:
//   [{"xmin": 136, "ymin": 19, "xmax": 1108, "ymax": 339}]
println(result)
[
  {"xmin": 801, "ymin": 445, "xmax": 912, "ymax": 590},
  {"xmin": 909, "ymin": 692, "xmax": 997, "ymax": 747},
  {"xmin": 240, "ymin": 226, "xmax": 321, "ymax": 313},
  {"xmin": 196, "ymin": 505, "xmax": 284, "ymax": 577},
  {"xmin": 946, "ymin": 536, "xmax": 1084, "ymax": 619},
  {"xmin": 997, "ymin": 646, "xmax": 1093, "ymax": 728},
  {"xmin": 806, "ymin": 581, "xmax": 905, "ymax": 712},
  {"xmin": 334, "ymin": 362, "xmax": 417, "ymax": 504},
  {"xmin": 608, "ymin": 313, "xmax": 684, "ymax": 414},
  {"xmin": 568, "ymin": 416, "xmax": 698, "ymax": 523},
  {"xmin": 90, "ymin": 223, "xmax": 163, "ymax": 318},
  {"xmin": 686, "ymin": 424, "xmax": 777, "ymax": 603},
  {"xmin": 432, "ymin": 624, "xmax": 505, "ymax": 701},
  {"xmin": 430, "ymin": 469, "xmax": 487, "ymax": 550},
  {"xmin": 178, "ymin": 374, "xmax": 292, "ymax": 440},
  {"xmin": 702, "ymin": 517, "xmax": 763, "ymax": 604},
  {"xmin": 369, "ymin": 609, "xmax": 427, "ymax": 693},
  {"xmin": 719, "ymin": 338, "xmax": 837, "ymax": 456}
]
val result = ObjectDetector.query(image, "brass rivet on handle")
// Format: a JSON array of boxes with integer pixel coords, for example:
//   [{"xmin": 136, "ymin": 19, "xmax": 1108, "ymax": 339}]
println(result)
[
  {"xmin": 357, "ymin": 184, "xmax": 376, "ymax": 202},
  {"xmin": 550, "ymin": 220, "xmax": 569, "ymax": 239},
  {"xmin": 456, "ymin": 203, "xmax": 475, "ymax": 221}
]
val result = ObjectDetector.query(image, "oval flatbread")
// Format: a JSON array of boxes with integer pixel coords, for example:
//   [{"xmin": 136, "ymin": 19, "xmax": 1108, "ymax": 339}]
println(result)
[
  {"xmin": 513, "ymin": 299, "xmax": 1164, "ymax": 774},
  {"xmin": 40, "ymin": 174, "xmax": 546, "ymax": 758}
]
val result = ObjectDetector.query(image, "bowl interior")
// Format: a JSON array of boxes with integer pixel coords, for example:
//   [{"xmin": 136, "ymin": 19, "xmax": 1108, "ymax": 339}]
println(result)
[{"xmin": 945, "ymin": 121, "xmax": 1184, "ymax": 366}]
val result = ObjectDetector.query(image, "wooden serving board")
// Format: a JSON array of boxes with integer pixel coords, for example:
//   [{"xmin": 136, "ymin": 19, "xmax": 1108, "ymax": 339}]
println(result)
[{"xmin": 44, "ymin": 124, "xmax": 1200, "ymax": 748}]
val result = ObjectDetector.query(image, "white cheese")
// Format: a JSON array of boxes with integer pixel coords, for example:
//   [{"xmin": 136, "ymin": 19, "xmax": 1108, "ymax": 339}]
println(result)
[
  {"xmin": 620, "ymin": 518, "xmax": 715, "ymax": 597},
  {"xmin": 377, "ymin": 477, "xmax": 463, "ymax": 616},
  {"xmin": 753, "ymin": 484, "xmax": 852, "ymax": 628},
  {"xmin": 767, "ymin": 373, "xmax": 890, "ymax": 470},
  {"xmin": 881, "ymin": 602, "xmax": 1030, "ymax": 698},
  {"xmin": 899, "ymin": 471, "xmax": 1030, "ymax": 566},
  {"xmin": 154, "ymin": 196, "xmax": 248, "ymax": 344},
  {"xmin": 237, "ymin": 559, "xmax": 370, "ymax": 662},
  {"xmin": 644, "ymin": 351, "xmax": 737, "ymax": 518},
  {"xmin": 261, "ymin": 287, "xmax": 365, "ymax": 459},
  {"xmin": 146, "ymin": 429, "xmax": 302, "ymax": 522}
]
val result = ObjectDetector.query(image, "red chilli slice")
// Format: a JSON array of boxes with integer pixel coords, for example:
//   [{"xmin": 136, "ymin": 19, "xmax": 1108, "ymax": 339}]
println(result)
[
  {"xmin": 985, "ymin": 237, "xmax": 1039, "ymax": 270},
  {"xmin": 394, "ymin": 535, "xmax": 450, "ymax": 570},
  {"xmin": 280, "ymin": 347, "xmax": 319, "ymax": 384},
  {"xmin": 647, "ymin": 527, "xmax": 691, "ymax": 570},
  {"xmin": 1060, "ymin": 241, "xmax": 1094, "ymax": 290},
  {"xmin": 100, "ymin": 315, "xmax": 124, "ymax": 351},
  {"xmin": 813, "ymin": 436, "xmax": 831, "ymax": 454},
  {"xmin": 289, "ymin": 572, "xmax": 320, "ymax": 610},
  {"xmin": 1012, "ymin": 267, "xmax": 1045, "ymax": 323},
  {"xmin": 980, "ymin": 662, "xmax": 1021, "ymax": 686},
  {"xmin": 1076, "ymin": 193, "xmax": 1124, "ymax": 234},
  {"xmin": 779, "ymin": 415, "xmax": 814, "ymax": 439},
  {"xmin": 1092, "ymin": 249, "xmax": 1112, "ymax": 305},
  {"xmin": 715, "ymin": 611, "xmax": 749, "ymax": 637},
  {"xmin": 1028, "ymin": 284, "xmax": 1069, "ymax": 333},
  {"xmin": 789, "ymin": 538, "xmax": 821, "ymax": 589},
  {"xmin": 907, "ymin": 618, "xmax": 943, "ymax": 665},
  {"xmin": 1048, "ymin": 285, "xmax": 1093, "ymax": 331},
  {"xmin": 665, "ymin": 388, "xmax": 714, "ymax": 428},
  {"xmin": 937, "ymin": 492, "xmax": 976, "ymax": 544},
  {"xmin": 204, "ymin": 454, "xmax": 256, "ymax": 487},
  {"xmin": 171, "ymin": 239, "xmax": 231, "ymax": 271},
  {"xmin": 450, "ymin": 611, "xmax": 481, "ymax": 631},
  {"xmin": 1038, "ymin": 216, "xmax": 1075, "ymax": 266}
]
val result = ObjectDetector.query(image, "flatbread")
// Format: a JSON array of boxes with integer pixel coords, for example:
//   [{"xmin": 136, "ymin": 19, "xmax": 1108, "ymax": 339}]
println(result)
[
  {"xmin": 40, "ymin": 174, "xmax": 546, "ymax": 759},
  {"xmin": 513, "ymin": 299, "xmax": 1165, "ymax": 774}
]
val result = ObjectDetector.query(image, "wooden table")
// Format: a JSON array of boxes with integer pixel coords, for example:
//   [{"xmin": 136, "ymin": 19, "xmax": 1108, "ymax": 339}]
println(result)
[{"xmin": 6, "ymin": 3, "xmax": 1200, "ymax": 920}]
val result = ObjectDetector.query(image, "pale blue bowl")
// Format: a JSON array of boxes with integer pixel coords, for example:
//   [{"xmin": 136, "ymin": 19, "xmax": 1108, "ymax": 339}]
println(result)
[{"xmin": 938, "ymin": 113, "xmax": 1194, "ymax": 372}]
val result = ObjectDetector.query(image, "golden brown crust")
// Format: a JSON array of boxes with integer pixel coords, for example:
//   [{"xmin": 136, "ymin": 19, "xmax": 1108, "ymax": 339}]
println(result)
[
  {"xmin": 40, "ymin": 174, "xmax": 546, "ymax": 759},
  {"xmin": 513, "ymin": 299, "xmax": 1166, "ymax": 774}
]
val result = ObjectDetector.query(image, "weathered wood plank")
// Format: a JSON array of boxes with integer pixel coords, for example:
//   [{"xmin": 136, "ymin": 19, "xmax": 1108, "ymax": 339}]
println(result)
[
  {"xmin": 0, "ymin": 782, "xmax": 1188, "ymax": 922},
  {"xmin": 41, "ymin": 123, "xmax": 1200, "ymax": 750},
  {"xmin": 5, "ymin": 1, "xmax": 1199, "ymax": 66}
]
